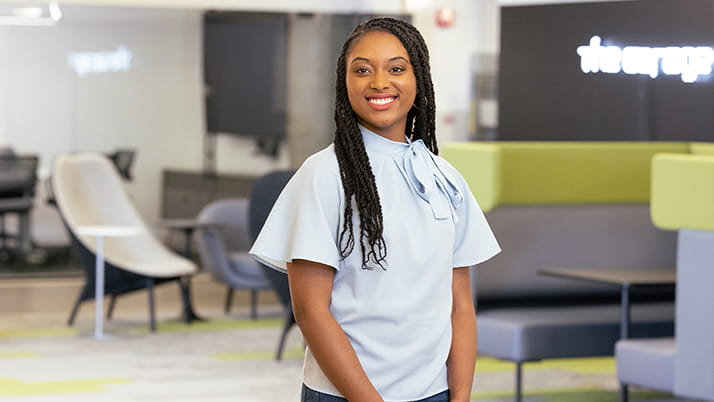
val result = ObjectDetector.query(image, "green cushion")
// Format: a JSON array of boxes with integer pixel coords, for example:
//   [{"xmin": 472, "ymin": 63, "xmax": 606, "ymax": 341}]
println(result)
[
  {"xmin": 441, "ymin": 142, "xmax": 689, "ymax": 210},
  {"xmin": 496, "ymin": 142, "xmax": 688, "ymax": 204},
  {"xmin": 440, "ymin": 143, "xmax": 500, "ymax": 211},
  {"xmin": 689, "ymin": 142, "xmax": 714, "ymax": 156},
  {"xmin": 651, "ymin": 153, "xmax": 714, "ymax": 231}
]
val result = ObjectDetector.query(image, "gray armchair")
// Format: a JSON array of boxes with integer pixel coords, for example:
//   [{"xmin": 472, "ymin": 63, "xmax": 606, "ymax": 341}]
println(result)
[
  {"xmin": 248, "ymin": 169, "xmax": 297, "ymax": 361},
  {"xmin": 194, "ymin": 198, "xmax": 271, "ymax": 318}
]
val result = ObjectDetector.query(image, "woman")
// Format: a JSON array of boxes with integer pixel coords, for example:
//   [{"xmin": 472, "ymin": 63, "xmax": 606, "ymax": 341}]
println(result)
[{"xmin": 251, "ymin": 17, "xmax": 500, "ymax": 402}]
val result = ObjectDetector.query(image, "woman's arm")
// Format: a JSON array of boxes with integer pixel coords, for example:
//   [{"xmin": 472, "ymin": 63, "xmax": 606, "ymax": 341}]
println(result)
[
  {"xmin": 446, "ymin": 266, "xmax": 477, "ymax": 402},
  {"xmin": 287, "ymin": 259, "xmax": 383, "ymax": 402}
]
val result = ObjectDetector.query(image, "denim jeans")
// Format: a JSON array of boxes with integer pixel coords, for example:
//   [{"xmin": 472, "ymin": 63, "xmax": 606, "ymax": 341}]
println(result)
[{"xmin": 300, "ymin": 384, "xmax": 450, "ymax": 402}]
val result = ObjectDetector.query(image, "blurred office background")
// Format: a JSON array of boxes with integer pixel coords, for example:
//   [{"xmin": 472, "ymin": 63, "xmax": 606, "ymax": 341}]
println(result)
[
  {"xmin": 0, "ymin": 0, "xmax": 502, "ymax": 254},
  {"xmin": 0, "ymin": 0, "xmax": 712, "ymax": 401}
]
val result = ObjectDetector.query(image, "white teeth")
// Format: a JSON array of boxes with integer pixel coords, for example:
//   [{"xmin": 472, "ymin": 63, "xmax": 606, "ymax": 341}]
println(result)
[{"xmin": 369, "ymin": 97, "xmax": 394, "ymax": 105}]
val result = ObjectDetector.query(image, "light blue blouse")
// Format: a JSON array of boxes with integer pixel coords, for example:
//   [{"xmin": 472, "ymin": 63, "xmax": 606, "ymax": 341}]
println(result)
[{"xmin": 250, "ymin": 125, "xmax": 500, "ymax": 401}]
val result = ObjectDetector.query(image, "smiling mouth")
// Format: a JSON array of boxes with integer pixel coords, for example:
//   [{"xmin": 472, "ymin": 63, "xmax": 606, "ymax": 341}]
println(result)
[{"xmin": 368, "ymin": 97, "xmax": 396, "ymax": 105}]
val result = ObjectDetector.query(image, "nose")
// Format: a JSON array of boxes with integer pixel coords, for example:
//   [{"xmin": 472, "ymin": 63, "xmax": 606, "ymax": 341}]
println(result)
[{"xmin": 370, "ymin": 70, "xmax": 390, "ymax": 90}]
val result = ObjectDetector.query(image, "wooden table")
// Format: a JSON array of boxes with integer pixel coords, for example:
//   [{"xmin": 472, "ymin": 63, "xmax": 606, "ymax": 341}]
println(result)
[
  {"xmin": 539, "ymin": 268, "xmax": 676, "ymax": 402},
  {"xmin": 538, "ymin": 268, "xmax": 676, "ymax": 339},
  {"xmin": 158, "ymin": 219, "xmax": 220, "ymax": 260},
  {"xmin": 158, "ymin": 219, "xmax": 220, "ymax": 323}
]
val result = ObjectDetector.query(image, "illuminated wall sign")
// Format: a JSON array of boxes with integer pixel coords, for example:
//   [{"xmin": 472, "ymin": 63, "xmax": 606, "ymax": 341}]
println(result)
[
  {"xmin": 67, "ymin": 45, "xmax": 133, "ymax": 78},
  {"xmin": 576, "ymin": 35, "xmax": 714, "ymax": 83}
]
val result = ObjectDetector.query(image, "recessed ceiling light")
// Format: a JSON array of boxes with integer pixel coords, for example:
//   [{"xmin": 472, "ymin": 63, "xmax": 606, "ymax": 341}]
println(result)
[
  {"xmin": 11, "ymin": 7, "xmax": 43, "ymax": 19},
  {"xmin": 0, "ymin": 2, "xmax": 63, "ymax": 27}
]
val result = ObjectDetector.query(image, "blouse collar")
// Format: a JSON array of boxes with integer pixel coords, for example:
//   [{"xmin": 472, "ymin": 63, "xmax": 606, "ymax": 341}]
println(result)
[
  {"xmin": 359, "ymin": 124, "xmax": 410, "ymax": 155},
  {"xmin": 358, "ymin": 124, "xmax": 465, "ymax": 221}
]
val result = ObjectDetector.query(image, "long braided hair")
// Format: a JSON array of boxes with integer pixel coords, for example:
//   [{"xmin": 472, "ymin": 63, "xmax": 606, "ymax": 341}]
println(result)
[{"xmin": 334, "ymin": 17, "xmax": 437, "ymax": 269}]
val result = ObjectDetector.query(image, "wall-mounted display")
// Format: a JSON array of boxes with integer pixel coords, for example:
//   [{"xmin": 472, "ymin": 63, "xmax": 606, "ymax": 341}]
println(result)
[{"xmin": 203, "ymin": 12, "xmax": 288, "ymax": 141}]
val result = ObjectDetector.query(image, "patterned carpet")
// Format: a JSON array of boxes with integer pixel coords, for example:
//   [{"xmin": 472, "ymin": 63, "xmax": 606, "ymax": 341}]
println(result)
[{"xmin": 0, "ymin": 316, "xmax": 688, "ymax": 402}]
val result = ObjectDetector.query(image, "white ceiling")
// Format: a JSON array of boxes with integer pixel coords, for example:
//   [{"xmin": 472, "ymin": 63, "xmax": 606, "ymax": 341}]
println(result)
[
  {"xmin": 500, "ymin": 0, "xmax": 636, "ymax": 5},
  {"xmin": 0, "ymin": 0, "xmax": 637, "ymax": 12},
  {"xmin": 0, "ymin": 0, "xmax": 405, "ymax": 13}
]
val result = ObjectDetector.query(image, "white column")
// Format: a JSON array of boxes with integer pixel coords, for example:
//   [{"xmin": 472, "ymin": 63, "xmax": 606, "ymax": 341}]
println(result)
[
  {"xmin": 0, "ymin": 29, "xmax": 8, "ymax": 146},
  {"xmin": 286, "ymin": 14, "xmax": 334, "ymax": 168},
  {"xmin": 410, "ymin": 0, "xmax": 501, "ymax": 143}
]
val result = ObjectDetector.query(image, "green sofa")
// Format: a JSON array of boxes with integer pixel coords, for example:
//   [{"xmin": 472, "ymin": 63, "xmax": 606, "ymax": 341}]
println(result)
[
  {"xmin": 443, "ymin": 141, "xmax": 691, "ymax": 211},
  {"xmin": 440, "ymin": 141, "xmax": 712, "ymax": 401}
]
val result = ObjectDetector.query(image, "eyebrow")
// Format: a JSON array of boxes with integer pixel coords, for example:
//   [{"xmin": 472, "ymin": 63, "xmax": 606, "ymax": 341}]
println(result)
[{"xmin": 350, "ymin": 56, "xmax": 410, "ymax": 64}]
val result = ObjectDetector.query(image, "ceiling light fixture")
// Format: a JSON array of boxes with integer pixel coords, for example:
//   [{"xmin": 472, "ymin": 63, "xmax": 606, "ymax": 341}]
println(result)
[{"xmin": 0, "ymin": 1, "xmax": 63, "ymax": 27}]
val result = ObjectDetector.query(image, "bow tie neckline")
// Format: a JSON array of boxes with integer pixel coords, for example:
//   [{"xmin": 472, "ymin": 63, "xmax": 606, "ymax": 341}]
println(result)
[{"xmin": 359, "ymin": 125, "xmax": 464, "ymax": 221}]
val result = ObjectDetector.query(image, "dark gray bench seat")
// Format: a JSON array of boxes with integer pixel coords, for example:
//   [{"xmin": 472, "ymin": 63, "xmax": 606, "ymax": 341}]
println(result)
[{"xmin": 478, "ymin": 302, "xmax": 674, "ymax": 362}]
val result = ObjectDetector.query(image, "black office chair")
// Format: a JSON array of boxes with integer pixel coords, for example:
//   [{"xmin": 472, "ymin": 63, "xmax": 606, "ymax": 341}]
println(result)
[
  {"xmin": 106, "ymin": 149, "xmax": 136, "ymax": 181},
  {"xmin": 0, "ymin": 153, "xmax": 39, "ymax": 260},
  {"xmin": 248, "ymin": 169, "xmax": 296, "ymax": 361}
]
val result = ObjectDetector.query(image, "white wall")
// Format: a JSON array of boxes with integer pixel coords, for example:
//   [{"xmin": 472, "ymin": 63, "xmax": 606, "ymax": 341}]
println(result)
[
  {"xmin": 0, "ymin": 29, "xmax": 8, "ymax": 146},
  {"xmin": 42, "ymin": 0, "xmax": 404, "ymax": 14},
  {"xmin": 0, "ymin": 1, "xmax": 506, "ymax": 243},
  {"xmin": 0, "ymin": 7, "xmax": 209, "ymax": 242},
  {"xmin": 408, "ymin": 0, "xmax": 500, "ymax": 143}
]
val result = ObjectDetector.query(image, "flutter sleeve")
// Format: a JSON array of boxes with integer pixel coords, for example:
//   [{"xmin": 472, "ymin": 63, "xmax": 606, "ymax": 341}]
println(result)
[
  {"xmin": 449, "ymin": 167, "xmax": 501, "ymax": 268},
  {"xmin": 249, "ymin": 151, "xmax": 343, "ymax": 273}
]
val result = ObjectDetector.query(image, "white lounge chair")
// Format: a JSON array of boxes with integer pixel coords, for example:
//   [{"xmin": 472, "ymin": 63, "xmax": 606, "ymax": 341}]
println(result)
[{"xmin": 52, "ymin": 152, "xmax": 198, "ymax": 332}]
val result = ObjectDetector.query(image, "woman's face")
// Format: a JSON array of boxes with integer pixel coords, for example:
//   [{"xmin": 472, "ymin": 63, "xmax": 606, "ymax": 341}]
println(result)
[{"xmin": 346, "ymin": 31, "xmax": 417, "ymax": 143}]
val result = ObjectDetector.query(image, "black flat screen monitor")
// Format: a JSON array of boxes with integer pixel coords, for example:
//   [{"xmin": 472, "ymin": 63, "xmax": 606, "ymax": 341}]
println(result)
[{"xmin": 204, "ymin": 12, "xmax": 287, "ymax": 139}]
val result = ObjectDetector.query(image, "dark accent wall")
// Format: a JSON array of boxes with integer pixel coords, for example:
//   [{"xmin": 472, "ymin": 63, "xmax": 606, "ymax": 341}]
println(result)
[{"xmin": 498, "ymin": 0, "xmax": 714, "ymax": 141}]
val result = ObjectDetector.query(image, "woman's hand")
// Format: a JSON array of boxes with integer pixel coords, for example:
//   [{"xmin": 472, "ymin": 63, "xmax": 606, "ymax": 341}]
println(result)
[{"xmin": 288, "ymin": 259, "xmax": 383, "ymax": 402}]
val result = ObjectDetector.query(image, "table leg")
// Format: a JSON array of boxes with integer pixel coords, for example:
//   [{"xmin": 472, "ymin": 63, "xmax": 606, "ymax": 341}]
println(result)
[
  {"xmin": 94, "ymin": 235, "xmax": 105, "ymax": 339},
  {"xmin": 620, "ymin": 283, "xmax": 631, "ymax": 339},
  {"xmin": 180, "ymin": 276, "xmax": 205, "ymax": 323},
  {"xmin": 183, "ymin": 228, "xmax": 193, "ymax": 260},
  {"xmin": 619, "ymin": 283, "xmax": 631, "ymax": 402},
  {"xmin": 177, "ymin": 228, "xmax": 206, "ymax": 323},
  {"xmin": 18, "ymin": 211, "xmax": 31, "ymax": 255},
  {"xmin": 620, "ymin": 384, "xmax": 629, "ymax": 402}
]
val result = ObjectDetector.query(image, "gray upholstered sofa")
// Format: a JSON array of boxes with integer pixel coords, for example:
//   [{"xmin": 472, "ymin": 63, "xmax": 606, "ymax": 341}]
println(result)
[{"xmin": 440, "ymin": 142, "xmax": 703, "ymax": 400}]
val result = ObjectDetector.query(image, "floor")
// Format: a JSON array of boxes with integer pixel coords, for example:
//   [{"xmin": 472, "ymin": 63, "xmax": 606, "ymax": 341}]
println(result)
[{"xmin": 0, "ymin": 269, "xmax": 698, "ymax": 402}]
